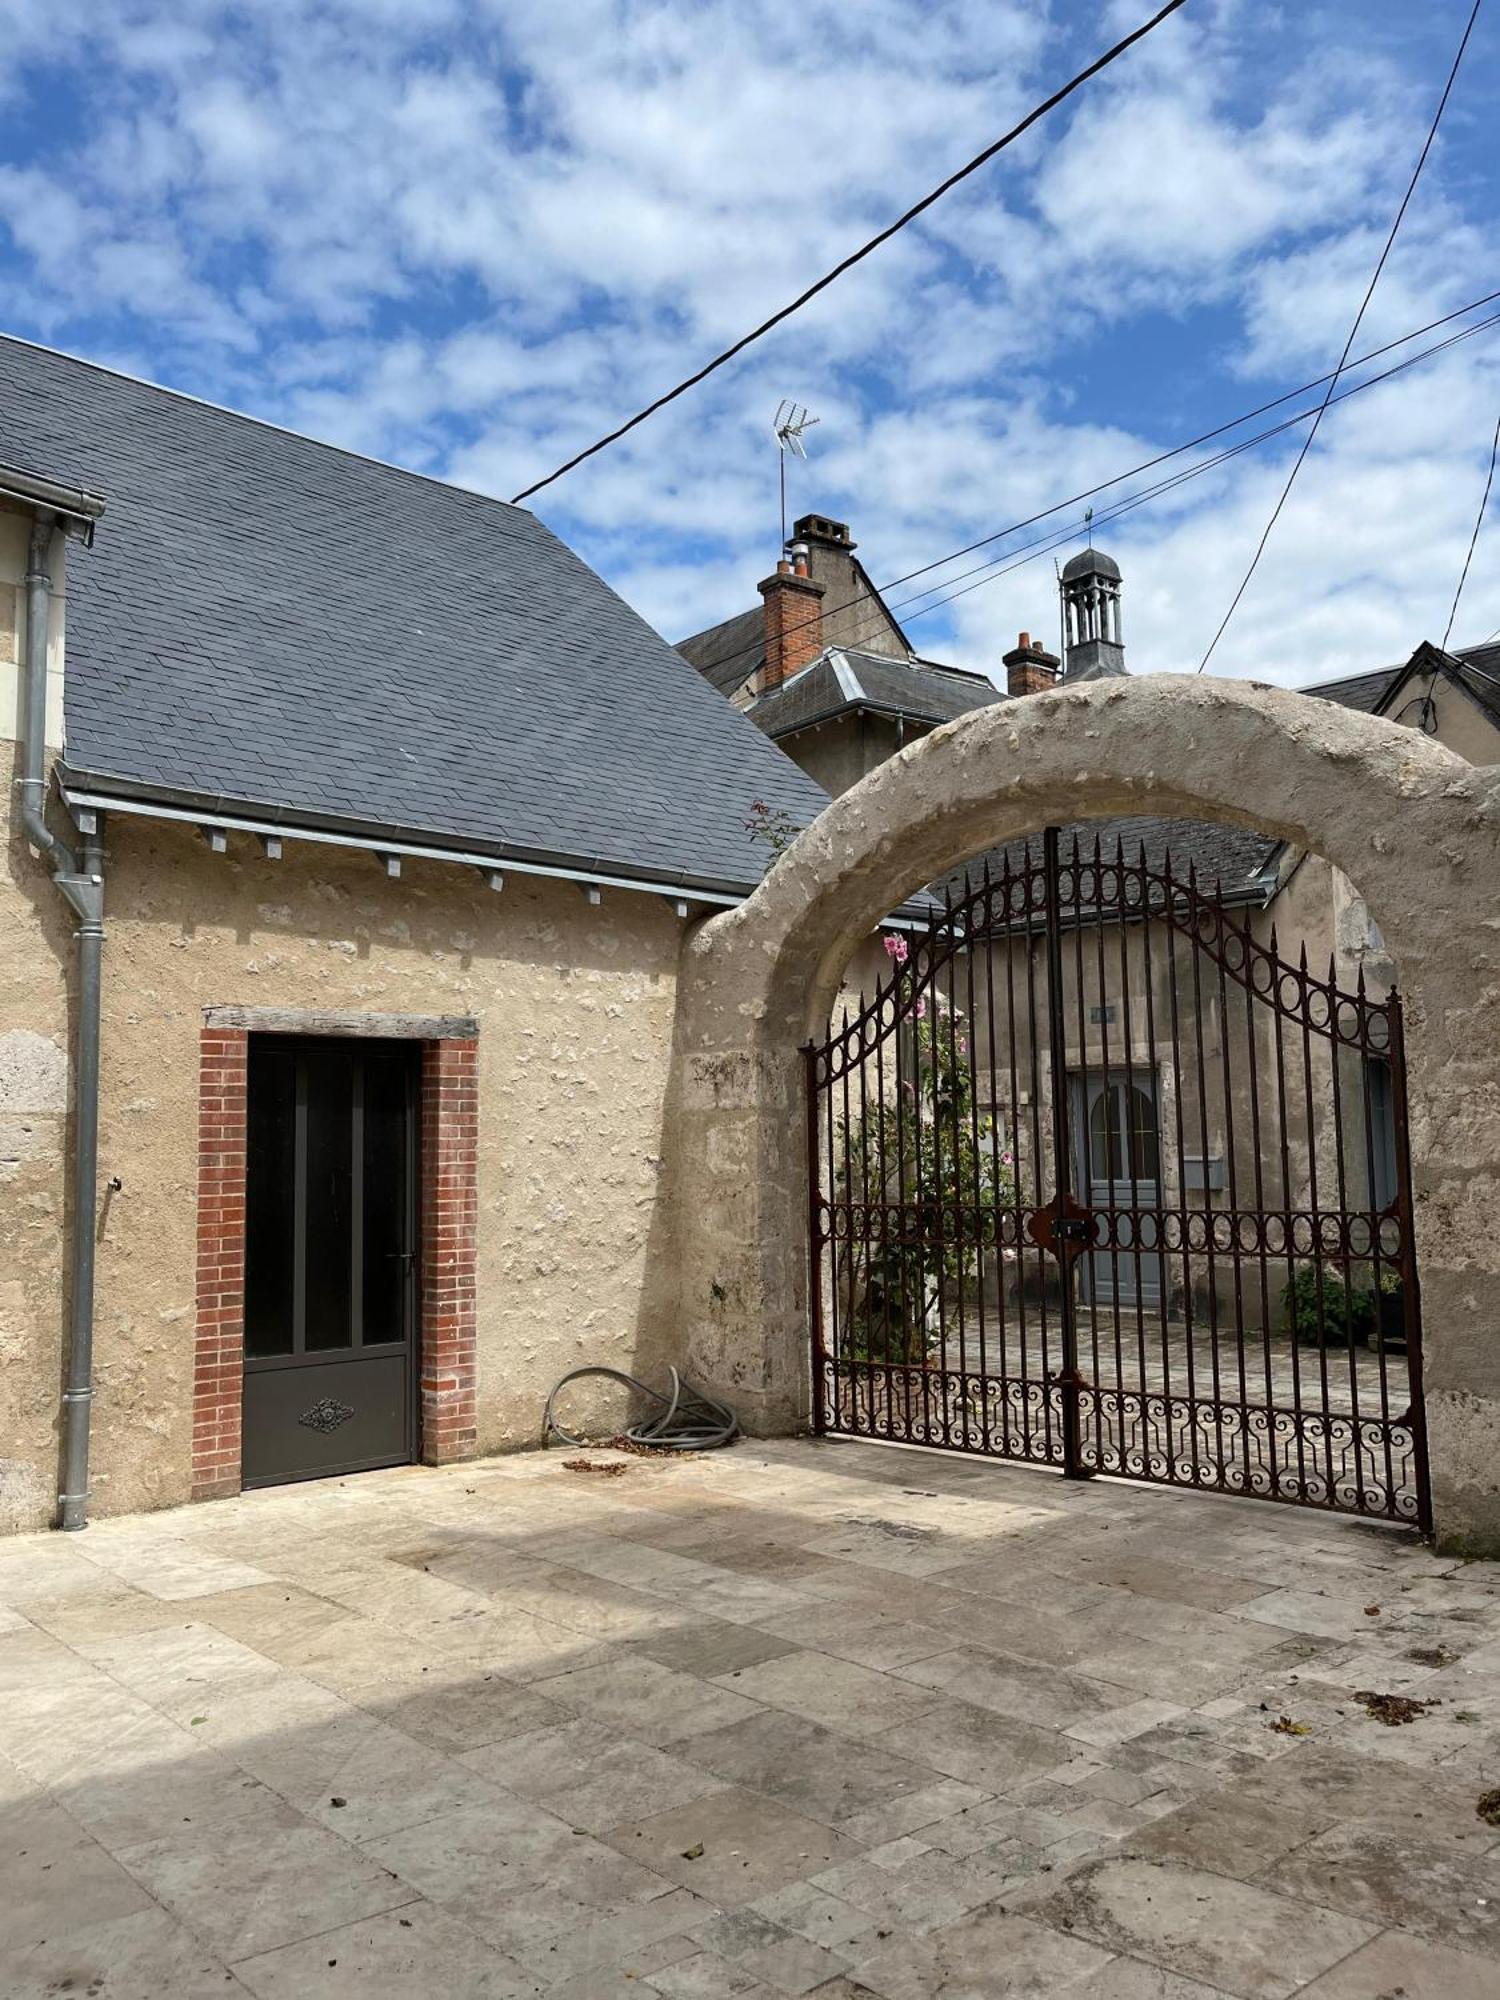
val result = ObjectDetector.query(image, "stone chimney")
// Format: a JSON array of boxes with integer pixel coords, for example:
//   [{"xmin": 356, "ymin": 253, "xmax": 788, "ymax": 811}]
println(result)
[
  {"xmin": 757, "ymin": 541, "xmax": 825, "ymax": 691},
  {"xmin": 1003, "ymin": 631, "xmax": 1061, "ymax": 698}
]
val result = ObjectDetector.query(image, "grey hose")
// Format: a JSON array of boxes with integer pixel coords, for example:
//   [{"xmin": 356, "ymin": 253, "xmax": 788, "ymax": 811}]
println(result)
[{"xmin": 544, "ymin": 1366, "xmax": 740, "ymax": 1451}]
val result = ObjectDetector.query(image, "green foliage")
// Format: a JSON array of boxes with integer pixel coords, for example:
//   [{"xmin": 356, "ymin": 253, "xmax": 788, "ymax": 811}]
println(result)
[
  {"xmin": 744, "ymin": 797, "xmax": 799, "ymax": 860},
  {"xmin": 833, "ymin": 988, "xmax": 1015, "ymax": 1365},
  {"xmin": 1281, "ymin": 1264, "xmax": 1376, "ymax": 1348}
]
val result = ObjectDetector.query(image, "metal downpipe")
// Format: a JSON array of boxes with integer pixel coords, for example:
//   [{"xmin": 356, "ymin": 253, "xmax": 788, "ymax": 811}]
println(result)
[
  {"xmin": 19, "ymin": 513, "xmax": 106, "ymax": 1529},
  {"xmin": 58, "ymin": 826, "xmax": 104, "ymax": 1530}
]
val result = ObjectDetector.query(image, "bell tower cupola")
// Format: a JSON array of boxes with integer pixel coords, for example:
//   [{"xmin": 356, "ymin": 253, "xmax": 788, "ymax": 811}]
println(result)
[{"xmin": 1060, "ymin": 545, "xmax": 1125, "ymax": 681}]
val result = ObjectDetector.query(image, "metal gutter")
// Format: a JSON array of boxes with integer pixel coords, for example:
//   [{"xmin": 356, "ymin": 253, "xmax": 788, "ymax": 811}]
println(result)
[
  {"xmin": 58, "ymin": 787, "xmax": 751, "ymax": 910},
  {"xmin": 17, "ymin": 509, "xmax": 106, "ymax": 1531},
  {"xmin": 61, "ymin": 783, "xmax": 938, "ymax": 927},
  {"xmin": 0, "ymin": 463, "xmax": 105, "ymax": 543}
]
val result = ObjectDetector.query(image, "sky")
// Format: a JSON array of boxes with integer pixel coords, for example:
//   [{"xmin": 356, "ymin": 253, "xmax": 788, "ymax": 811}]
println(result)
[{"xmin": 1, "ymin": 0, "xmax": 1498, "ymax": 689}]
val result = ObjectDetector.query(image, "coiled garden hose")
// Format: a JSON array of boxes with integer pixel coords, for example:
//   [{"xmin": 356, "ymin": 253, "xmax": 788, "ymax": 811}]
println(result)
[{"xmin": 543, "ymin": 1365, "xmax": 740, "ymax": 1452}]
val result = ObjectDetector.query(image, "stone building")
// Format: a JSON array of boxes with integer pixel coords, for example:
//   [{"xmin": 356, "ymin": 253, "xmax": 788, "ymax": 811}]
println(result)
[
  {"xmin": 0, "ymin": 337, "xmax": 828, "ymax": 1533},
  {"xmin": 6, "ymin": 334, "xmax": 1500, "ymax": 1549},
  {"xmin": 680, "ymin": 520, "xmax": 1500, "ymax": 1525}
]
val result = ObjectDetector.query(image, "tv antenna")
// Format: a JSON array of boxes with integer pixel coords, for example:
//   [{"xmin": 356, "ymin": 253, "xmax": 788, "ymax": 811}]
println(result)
[{"xmin": 773, "ymin": 401, "xmax": 819, "ymax": 545}]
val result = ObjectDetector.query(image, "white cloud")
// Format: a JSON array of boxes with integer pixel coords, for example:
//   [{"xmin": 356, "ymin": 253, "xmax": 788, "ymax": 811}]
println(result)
[{"xmin": 0, "ymin": 0, "xmax": 1495, "ymax": 687}]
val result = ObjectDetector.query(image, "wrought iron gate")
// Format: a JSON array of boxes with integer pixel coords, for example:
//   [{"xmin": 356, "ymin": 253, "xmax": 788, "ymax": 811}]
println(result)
[{"xmin": 805, "ymin": 828, "xmax": 1431, "ymax": 1527}]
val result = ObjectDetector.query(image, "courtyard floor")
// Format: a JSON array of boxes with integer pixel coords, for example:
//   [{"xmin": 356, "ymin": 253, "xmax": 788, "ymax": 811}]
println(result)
[{"xmin": 2, "ymin": 1439, "xmax": 1499, "ymax": 1999}]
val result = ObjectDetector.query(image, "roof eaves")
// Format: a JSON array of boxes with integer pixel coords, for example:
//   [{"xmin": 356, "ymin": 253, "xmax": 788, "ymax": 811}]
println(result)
[
  {"xmin": 764, "ymin": 693, "xmax": 983, "ymax": 740},
  {"xmin": 57, "ymin": 765, "xmax": 769, "ymax": 904}
]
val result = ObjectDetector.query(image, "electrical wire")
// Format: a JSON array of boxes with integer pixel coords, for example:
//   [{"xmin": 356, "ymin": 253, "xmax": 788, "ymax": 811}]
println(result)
[
  {"xmin": 1442, "ymin": 410, "xmax": 1500, "ymax": 649},
  {"xmin": 508, "ymin": 0, "xmax": 1190, "ymax": 506},
  {"xmin": 543, "ymin": 1365, "xmax": 740, "ymax": 1451},
  {"xmin": 891, "ymin": 308, "xmax": 1500, "ymax": 626},
  {"xmin": 682, "ymin": 294, "xmax": 1500, "ymax": 680},
  {"xmin": 880, "ymin": 288, "xmax": 1500, "ymax": 598},
  {"xmin": 1196, "ymin": 0, "xmax": 1485, "ymax": 673}
]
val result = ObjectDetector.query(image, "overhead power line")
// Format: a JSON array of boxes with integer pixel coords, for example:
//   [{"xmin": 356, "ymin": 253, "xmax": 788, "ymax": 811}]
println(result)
[
  {"xmin": 1196, "ymin": 0, "xmax": 1485, "ymax": 673},
  {"xmin": 879, "ymin": 287, "xmax": 1500, "ymax": 599},
  {"xmin": 685, "ymin": 289, "xmax": 1500, "ymax": 687},
  {"xmin": 894, "ymin": 310, "xmax": 1500, "ymax": 630},
  {"xmin": 1442, "ymin": 410, "xmax": 1500, "ymax": 649},
  {"xmin": 893, "ymin": 308, "xmax": 1500, "ymax": 622},
  {"xmin": 508, "ymin": 0, "xmax": 1190, "ymax": 506}
]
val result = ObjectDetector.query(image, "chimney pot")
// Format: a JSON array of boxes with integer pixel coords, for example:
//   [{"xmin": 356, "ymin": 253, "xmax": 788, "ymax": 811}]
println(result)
[
  {"xmin": 1002, "ymin": 630, "xmax": 1061, "ymax": 700},
  {"xmin": 758, "ymin": 549, "xmax": 826, "ymax": 691}
]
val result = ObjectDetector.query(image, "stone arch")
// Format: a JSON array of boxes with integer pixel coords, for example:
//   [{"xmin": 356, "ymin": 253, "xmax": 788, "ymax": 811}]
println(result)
[{"xmin": 672, "ymin": 675, "xmax": 1500, "ymax": 1551}]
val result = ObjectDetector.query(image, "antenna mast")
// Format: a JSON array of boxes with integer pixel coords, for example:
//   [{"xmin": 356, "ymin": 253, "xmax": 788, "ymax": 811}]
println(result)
[{"xmin": 772, "ymin": 401, "xmax": 819, "ymax": 545}]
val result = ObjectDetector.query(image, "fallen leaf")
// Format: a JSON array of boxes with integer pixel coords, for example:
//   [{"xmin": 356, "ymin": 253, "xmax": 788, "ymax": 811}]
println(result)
[{"xmin": 1352, "ymin": 1690, "xmax": 1438, "ymax": 1726}]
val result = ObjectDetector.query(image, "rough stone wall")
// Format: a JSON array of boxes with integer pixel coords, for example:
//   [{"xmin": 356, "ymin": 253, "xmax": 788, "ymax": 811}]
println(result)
[
  {"xmin": 672, "ymin": 676, "xmax": 1500, "ymax": 1552},
  {"xmin": 0, "ymin": 784, "xmax": 73, "ymax": 1531},
  {"xmin": 3, "ymin": 811, "xmax": 684, "ymax": 1528}
]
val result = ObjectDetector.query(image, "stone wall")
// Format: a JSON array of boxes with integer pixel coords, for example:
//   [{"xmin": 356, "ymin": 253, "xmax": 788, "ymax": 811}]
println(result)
[
  {"xmin": 673, "ymin": 676, "xmax": 1500, "ymax": 1552},
  {"xmin": 0, "ymin": 805, "xmax": 687, "ymax": 1528}
]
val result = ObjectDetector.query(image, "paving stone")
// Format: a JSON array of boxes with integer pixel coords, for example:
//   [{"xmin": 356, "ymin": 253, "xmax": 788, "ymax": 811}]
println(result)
[
  {"xmin": 1258, "ymin": 1823, "xmax": 1500, "ymax": 1959},
  {"xmin": 749, "ymin": 1879, "xmax": 880, "ymax": 1950},
  {"xmin": 601, "ymin": 1787, "xmax": 859, "ymax": 1906},
  {"xmin": 887, "ymin": 1692, "xmax": 1071, "ymax": 1793},
  {"xmin": 845, "ymin": 1905, "xmax": 1112, "ymax": 1998},
  {"xmin": 0, "ymin": 1903, "xmax": 249, "ymax": 1999},
  {"xmin": 115, "ymin": 1807, "xmax": 417, "ymax": 1961},
  {"xmin": 508, "ymin": 1887, "xmax": 715, "ymax": 1981},
  {"xmin": 0, "ymin": 1794, "xmax": 154, "ymax": 1951},
  {"xmin": 471, "ymin": 1730, "xmax": 728, "ymax": 1831},
  {"xmin": 3, "ymin": 1440, "xmax": 1499, "ymax": 1998},
  {"xmin": 1027, "ymin": 1854, "xmax": 1378, "ymax": 1998},
  {"xmin": 230, "ymin": 1899, "xmax": 544, "ymax": 1998},
  {"xmin": 713, "ymin": 1648, "xmax": 944, "ymax": 1739},
  {"xmin": 677, "ymin": 1707, "xmax": 938, "ymax": 1827},
  {"xmin": 893, "ymin": 1644, "xmax": 1133, "ymax": 1731},
  {"xmin": 364, "ymin": 1794, "xmax": 668, "ymax": 1919},
  {"xmin": 1293, "ymin": 1928, "xmax": 1500, "ymax": 1997},
  {"xmin": 534, "ymin": 1652, "xmax": 766, "ymax": 1745},
  {"xmin": 628, "ymin": 1621, "xmax": 803, "ymax": 1679}
]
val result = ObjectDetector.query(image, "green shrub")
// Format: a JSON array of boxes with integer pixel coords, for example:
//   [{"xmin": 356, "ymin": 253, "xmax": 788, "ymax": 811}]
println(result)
[{"xmin": 1281, "ymin": 1265, "xmax": 1375, "ymax": 1348}]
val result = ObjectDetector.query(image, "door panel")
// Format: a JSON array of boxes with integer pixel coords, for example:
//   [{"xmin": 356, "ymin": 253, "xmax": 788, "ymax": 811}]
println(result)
[
  {"xmin": 242, "ymin": 1037, "xmax": 418, "ymax": 1488},
  {"xmin": 1075, "ymin": 1074, "xmax": 1164, "ymax": 1308}
]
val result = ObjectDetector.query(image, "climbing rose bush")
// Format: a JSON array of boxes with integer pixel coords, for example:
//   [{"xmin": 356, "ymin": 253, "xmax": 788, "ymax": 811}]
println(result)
[{"xmin": 833, "ymin": 986, "xmax": 1015, "ymax": 1365}]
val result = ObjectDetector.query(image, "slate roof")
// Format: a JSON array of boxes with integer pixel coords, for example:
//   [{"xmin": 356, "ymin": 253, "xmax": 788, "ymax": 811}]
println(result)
[
  {"xmin": 748, "ymin": 648, "xmax": 1000, "ymax": 739},
  {"xmin": 676, "ymin": 606, "xmax": 764, "ymax": 696},
  {"xmin": 938, "ymin": 814, "xmax": 1280, "ymax": 909},
  {"xmin": 1302, "ymin": 640, "xmax": 1500, "ymax": 728},
  {"xmin": 1301, "ymin": 665, "xmax": 1403, "ymax": 714},
  {"xmin": 1444, "ymin": 641, "xmax": 1500, "ymax": 725},
  {"xmin": 1061, "ymin": 547, "xmax": 1121, "ymax": 582},
  {"xmin": 1, "ymin": 336, "xmax": 830, "ymax": 897}
]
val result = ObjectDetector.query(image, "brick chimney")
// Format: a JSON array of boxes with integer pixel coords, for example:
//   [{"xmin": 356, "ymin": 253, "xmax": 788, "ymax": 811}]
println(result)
[
  {"xmin": 1003, "ymin": 631, "xmax": 1060, "ymax": 699},
  {"xmin": 757, "ymin": 541, "xmax": 825, "ymax": 691}
]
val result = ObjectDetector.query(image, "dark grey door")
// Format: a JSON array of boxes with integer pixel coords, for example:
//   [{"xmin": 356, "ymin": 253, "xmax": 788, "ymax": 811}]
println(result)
[{"xmin": 242, "ymin": 1037, "xmax": 418, "ymax": 1487}]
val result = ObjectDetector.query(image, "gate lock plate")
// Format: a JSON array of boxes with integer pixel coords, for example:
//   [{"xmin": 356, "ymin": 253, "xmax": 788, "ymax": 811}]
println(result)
[{"xmin": 1026, "ymin": 1192, "xmax": 1095, "ymax": 1261}]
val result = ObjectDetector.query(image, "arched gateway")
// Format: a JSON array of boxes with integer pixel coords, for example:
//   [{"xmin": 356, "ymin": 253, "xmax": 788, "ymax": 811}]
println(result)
[{"xmin": 671, "ymin": 676, "xmax": 1500, "ymax": 1553}]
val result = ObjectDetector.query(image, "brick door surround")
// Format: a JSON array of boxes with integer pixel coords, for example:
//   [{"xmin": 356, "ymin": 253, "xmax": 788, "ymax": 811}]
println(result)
[{"xmin": 191, "ymin": 1015, "xmax": 479, "ymax": 1501}]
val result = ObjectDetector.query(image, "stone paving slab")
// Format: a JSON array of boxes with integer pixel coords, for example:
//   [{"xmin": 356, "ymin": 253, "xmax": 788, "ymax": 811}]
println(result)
[{"xmin": 2, "ymin": 1436, "xmax": 1499, "ymax": 1996}]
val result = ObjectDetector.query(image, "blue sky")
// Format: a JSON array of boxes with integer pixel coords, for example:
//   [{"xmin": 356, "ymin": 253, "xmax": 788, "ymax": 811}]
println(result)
[{"xmin": 1, "ymin": 0, "xmax": 1497, "ymax": 685}]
